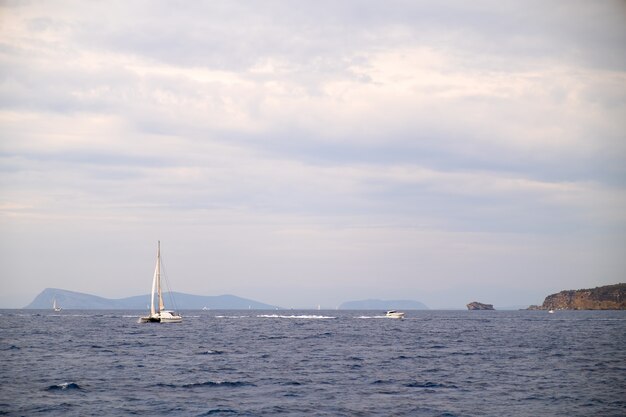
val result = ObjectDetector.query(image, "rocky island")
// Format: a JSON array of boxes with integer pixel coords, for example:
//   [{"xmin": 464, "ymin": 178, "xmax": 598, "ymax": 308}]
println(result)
[
  {"xmin": 528, "ymin": 283, "xmax": 626, "ymax": 310},
  {"xmin": 467, "ymin": 301, "xmax": 494, "ymax": 310}
]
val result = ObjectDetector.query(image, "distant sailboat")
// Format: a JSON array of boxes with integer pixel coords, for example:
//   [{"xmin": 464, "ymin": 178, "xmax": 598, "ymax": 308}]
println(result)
[
  {"xmin": 52, "ymin": 298, "xmax": 62, "ymax": 312},
  {"xmin": 139, "ymin": 241, "xmax": 182, "ymax": 323}
]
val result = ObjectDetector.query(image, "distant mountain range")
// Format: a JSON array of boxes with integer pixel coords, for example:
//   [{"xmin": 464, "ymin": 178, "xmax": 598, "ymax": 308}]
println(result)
[
  {"xmin": 24, "ymin": 289, "xmax": 430, "ymax": 311},
  {"xmin": 339, "ymin": 299, "xmax": 428, "ymax": 310},
  {"xmin": 24, "ymin": 288, "xmax": 279, "ymax": 310}
]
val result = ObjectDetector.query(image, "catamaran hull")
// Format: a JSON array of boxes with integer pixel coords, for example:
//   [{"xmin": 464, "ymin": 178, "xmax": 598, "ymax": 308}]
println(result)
[
  {"xmin": 139, "ymin": 311, "xmax": 182, "ymax": 323},
  {"xmin": 139, "ymin": 316, "xmax": 158, "ymax": 323},
  {"xmin": 139, "ymin": 316, "xmax": 182, "ymax": 323},
  {"xmin": 160, "ymin": 316, "xmax": 182, "ymax": 323},
  {"xmin": 139, "ymin": 318, "xmax": 183, "ymax": 323}
]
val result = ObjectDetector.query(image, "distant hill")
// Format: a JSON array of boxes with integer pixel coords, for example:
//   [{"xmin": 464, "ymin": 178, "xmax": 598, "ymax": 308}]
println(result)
[
  {"xmin": 339, "ymin": 299, "xmax": 428, "ymax": 310},
  {"xmin": 527, "ymin": 283, "xmax": 626, "ymax": 310},
  {"xmin": 24, "ymin": 288, "xmax": 279, "ymax": 310}
]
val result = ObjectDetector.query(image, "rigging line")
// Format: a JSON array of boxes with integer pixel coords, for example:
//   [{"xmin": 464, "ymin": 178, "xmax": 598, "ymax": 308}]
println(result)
[{"xmin": 159, "ymin": 253, "xmax": 180, "ymax": 313}]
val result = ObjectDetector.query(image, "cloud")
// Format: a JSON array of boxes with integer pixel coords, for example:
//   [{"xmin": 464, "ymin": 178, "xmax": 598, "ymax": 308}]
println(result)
[{"xmin": 1, "ymin": 1, "xmax": 625, "ymax": 307}]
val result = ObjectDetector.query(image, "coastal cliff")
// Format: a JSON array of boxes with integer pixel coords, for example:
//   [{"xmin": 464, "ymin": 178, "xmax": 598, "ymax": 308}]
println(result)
[{"xmin": 528, "ymin": 283, "xmax": 626, "ymax": 310}]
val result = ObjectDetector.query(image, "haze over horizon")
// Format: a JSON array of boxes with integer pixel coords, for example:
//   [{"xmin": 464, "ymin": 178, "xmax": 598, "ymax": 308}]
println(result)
[{"xmin": 1, "ymin": 1, "xmax": 625, "ymax": 309}]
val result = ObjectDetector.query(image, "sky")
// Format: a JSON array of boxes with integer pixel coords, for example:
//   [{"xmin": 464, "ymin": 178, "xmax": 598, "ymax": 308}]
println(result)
[{"xmin": 1, "ymin": 1, "xmax": 625, "ymax": 309}]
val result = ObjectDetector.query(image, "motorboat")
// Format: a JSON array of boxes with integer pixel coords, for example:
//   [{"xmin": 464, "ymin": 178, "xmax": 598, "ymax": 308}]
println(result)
[{"xmin": 385, "ymin": 310, "xmax": 405, "ymax": 319}]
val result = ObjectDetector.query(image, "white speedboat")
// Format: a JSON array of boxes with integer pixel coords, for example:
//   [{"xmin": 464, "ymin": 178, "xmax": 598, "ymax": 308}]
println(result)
[
  {"xmin": 385, "ymin": 310, "xmax": 405, "ymax": 319},
  {"xmin": 139, "ymin": 241, "xmax": 182, "ymax": 323}
]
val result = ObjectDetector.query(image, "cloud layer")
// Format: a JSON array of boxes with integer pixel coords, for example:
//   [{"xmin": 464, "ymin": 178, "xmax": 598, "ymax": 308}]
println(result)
[{"xmin": 1, "ymin": 1, "xmax": 625, "ymax": 308}]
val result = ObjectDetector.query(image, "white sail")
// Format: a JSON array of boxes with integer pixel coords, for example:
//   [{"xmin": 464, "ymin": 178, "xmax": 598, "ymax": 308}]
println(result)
[{"xmin": 150, "ymin": 259, "xmax": 156, "ymax": 315}]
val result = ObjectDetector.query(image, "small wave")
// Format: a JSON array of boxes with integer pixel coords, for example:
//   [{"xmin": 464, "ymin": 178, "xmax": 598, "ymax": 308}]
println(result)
[
  {"xmin": 155, "ymin": 383, "xmax": 177, "ymax": 388},
  {"xmin": 303, "ymin": 331, "xmax": 333, "ymax": 339},
  {"xmin": 182, "ymin": 381, "xmax": 254, "ymax": 389},
  {"xmin": 405, "ymin": 381, "xmax": 458, "ymax": 389},
  {"xmin": 197, "ymin": 350, "xmax": 224, "ymax": 355},
  {"xmin": 451, "ymin": 351, "xmax": 478, "ymax": 356},
  {"xmin": 256, "ymin": 314, "xmax": 336, "ymax": 319},
  {"xmin": 280, "ymin": 381, "xmax": 303, "ymax": 386},
  {"xmin": 215, "ymin": 315, "xmax": 250, "ymax": 319},
  {"xmin": 199, "ymin": 408, "xmax": 238, "ymax": 415},
  {"xmin": 372, "ymin": 379, "xmax": 392, "ymax": 385},
  {"xmin": 260, "ymin": 335, "xmax": 287, "ymax": 340},
  {"xmin": 46, "ymin": 382, "xmax": 82, "ymax": 391},
  {"xmin": 155, "ymin": 381, "xmax": 253, "ymax": 389}
]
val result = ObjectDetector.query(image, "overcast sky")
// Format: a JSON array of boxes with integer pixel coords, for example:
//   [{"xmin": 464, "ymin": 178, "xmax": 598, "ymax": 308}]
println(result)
[{"xmin": 1, "ymin": 1, "xmax": 625, "ymax": 309}]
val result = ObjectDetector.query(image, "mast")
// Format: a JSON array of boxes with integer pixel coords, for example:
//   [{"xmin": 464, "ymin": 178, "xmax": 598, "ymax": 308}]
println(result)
[{"xmin": 157, "ymin": 241, "xmax": 165, "ymax": 312}]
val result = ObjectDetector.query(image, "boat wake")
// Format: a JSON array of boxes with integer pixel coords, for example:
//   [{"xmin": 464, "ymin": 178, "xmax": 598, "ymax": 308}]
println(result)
[{"xmin": 256, "ymin": 314, "xmax": 336, "ymax": 319}]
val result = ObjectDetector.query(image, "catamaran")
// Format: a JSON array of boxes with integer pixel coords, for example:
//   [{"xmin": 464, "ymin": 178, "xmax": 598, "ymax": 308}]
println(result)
[{"xmin": 139, "ymin": 241, "xmax": 182, "ymax": 323}]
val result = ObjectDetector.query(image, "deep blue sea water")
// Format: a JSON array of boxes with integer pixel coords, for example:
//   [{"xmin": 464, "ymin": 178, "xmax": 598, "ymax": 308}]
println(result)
[{"xmin": 1, "ymin": 309, "xmax": 625, "ymax": 416}]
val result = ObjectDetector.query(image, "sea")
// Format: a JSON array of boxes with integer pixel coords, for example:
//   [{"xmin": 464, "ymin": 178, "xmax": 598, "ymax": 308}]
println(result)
[{"xmin": 1, "ymin": 310, "xmax": 625, "ymax": 417}]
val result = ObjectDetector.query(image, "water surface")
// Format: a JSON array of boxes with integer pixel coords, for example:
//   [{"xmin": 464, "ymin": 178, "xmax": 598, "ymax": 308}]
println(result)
[{"xmin": 1, "ymin": 310, "xmax": 624, "ymax": 416}]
